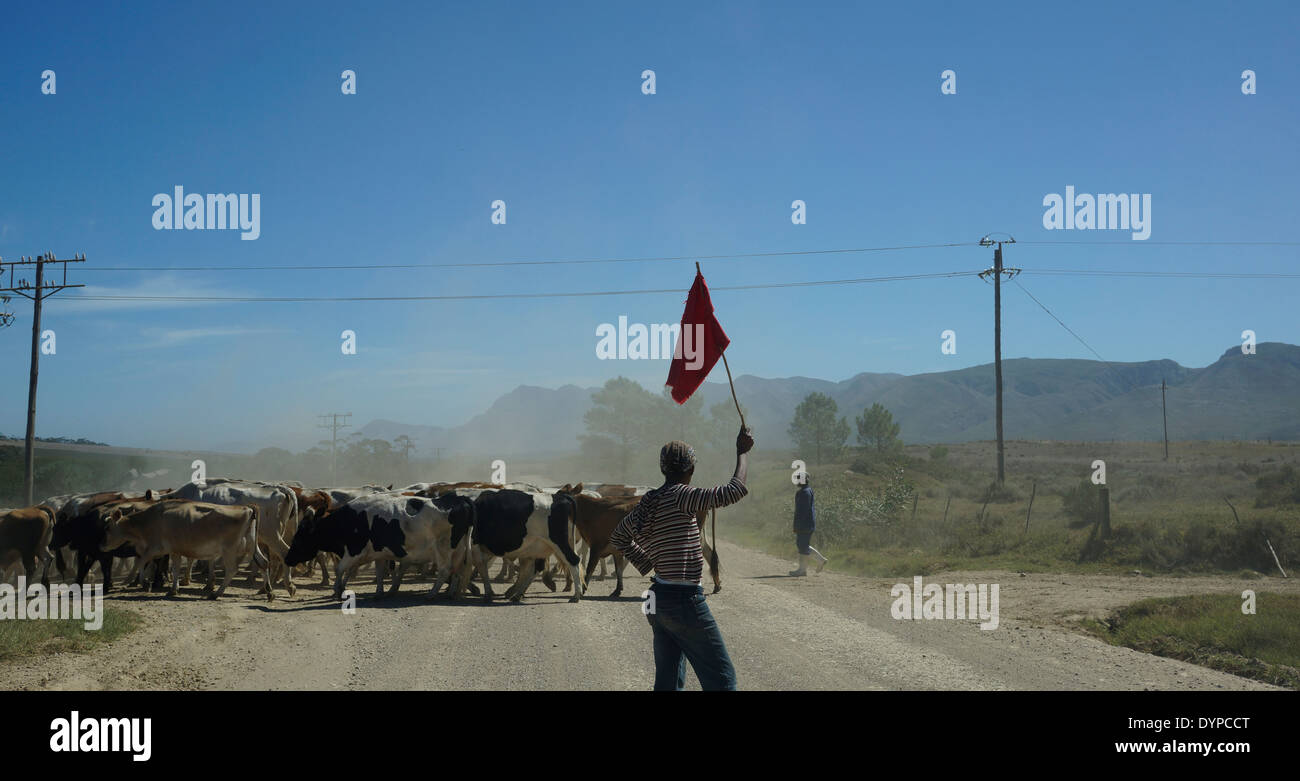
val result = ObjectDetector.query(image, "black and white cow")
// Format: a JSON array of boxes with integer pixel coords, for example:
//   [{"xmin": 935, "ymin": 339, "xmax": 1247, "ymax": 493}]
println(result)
[
  {"xmin": 50, "ymin": 497, "xmax": 163, "ymax": 592},
  {"xmin": 464, "ymin": 489, "xmax": 584, "ymax": 603},
  {"xmin": 284, "ymin": 492, "xmax": 475, "ymax": 600}
]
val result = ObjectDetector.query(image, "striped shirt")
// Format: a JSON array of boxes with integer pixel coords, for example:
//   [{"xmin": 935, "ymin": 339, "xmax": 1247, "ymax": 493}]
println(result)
[{"xmin": 610, "ymin": 477, "xmax": 748, "ymax": 586}]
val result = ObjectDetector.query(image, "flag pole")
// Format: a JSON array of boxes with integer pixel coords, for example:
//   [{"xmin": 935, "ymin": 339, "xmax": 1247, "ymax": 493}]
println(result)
[{"xmin": 696, "ymin": 261, "xmax": 746, "ymax": 428}]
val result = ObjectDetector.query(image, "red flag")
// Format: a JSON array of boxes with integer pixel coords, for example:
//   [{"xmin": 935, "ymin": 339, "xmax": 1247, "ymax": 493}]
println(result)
[{"xmin": 666, "ymin": 269, "xmax": 730, "ymax": 404}]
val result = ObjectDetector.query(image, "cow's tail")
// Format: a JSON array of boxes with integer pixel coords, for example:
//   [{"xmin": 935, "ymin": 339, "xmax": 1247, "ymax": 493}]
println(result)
[
  {"xmin": 36, "ymin": 506, "xmax": 57, "ymax": 583},
  {"xmin": 248, "ymin": 506, "xmax": 270, "ymax": 570},
  {"xmin": 548, "ymin": 495, "xmax": 581, "ymax": 568},
  {"xmin": 281, "ymin": 486, "xmax": 300, "ymax": 544}
]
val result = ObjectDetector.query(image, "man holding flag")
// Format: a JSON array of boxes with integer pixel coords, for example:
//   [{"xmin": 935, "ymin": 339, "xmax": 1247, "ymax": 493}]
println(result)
[{"xmin": 609, "ymin": 266, "xmax": 754, "ymax": 691}]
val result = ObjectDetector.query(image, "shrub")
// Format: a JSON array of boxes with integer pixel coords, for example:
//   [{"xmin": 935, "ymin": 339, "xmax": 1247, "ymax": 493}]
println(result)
[
  {"xmin": 1255, "ymin": 465, "xmax": 1300, "ymax": 508},
  {"xmin": 1061, "ymin": 479, "xmax": 1103, "ymax": 529}
]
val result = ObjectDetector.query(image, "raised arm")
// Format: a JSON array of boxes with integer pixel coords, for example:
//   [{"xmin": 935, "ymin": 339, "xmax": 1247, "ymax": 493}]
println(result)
[{"xmin": 679, "ymin": 426, "xmax": 754, "ymax": 514}]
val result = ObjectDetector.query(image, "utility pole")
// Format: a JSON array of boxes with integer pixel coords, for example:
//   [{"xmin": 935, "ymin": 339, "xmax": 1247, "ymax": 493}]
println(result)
[
  {"xmin": 316, "ymin": 413, "xmax": 351, "ymax": 484},
  {"xmin": 0, "ymin": 253, "xmax": 86, "ymax": 505},
  {"xmin": 978, "ymin": 235, "xmax": 1018, "ymax": 487},
  {"xmin": 1161, "ymin": 378, "xmax": 1169, "ymax": 461}
]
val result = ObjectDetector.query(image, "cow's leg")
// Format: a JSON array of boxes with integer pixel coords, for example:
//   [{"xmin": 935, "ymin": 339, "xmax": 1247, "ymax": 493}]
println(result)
[
  {"xmin": 428, "ymin": 563, "xmax": 451, "ymax": 599},
  {"xmin": 179, "ymin": 557, "xmax": 193, "ymax": 586},
  {"xmin": 123, "ymin": 557, "xmax": 143, "ymax": 589},
  {"xmin": 611, "ymin": 553, "xmax": 627, "ymax": 598},
  {"xmin": 201, "ymin": 559, "xmax": 217, "ymax": 594},
  {"xmin": 74, "ymin": 552, "xmax": 94, "ymax": 586},
  {"xmin": 280, "ymin": 555, "xmax": 296, "ymax": 597},
  {"xmin": 334, "ymin": 555, "xmax": 365, "ymax": 600},
  {"xmin": 494, "ymin": 557, "xmax": 511, "ymax": 583},
  {"xmin": 152, "ymin": 555, "xmax": 169, "ymax": 591},
  {"xmin": 540, "ymin": 557, "xmax": 557, "ymax": 592},
  {"xmin": 505, "ymin": 557, "xmax": 538, "ymax": 602},
  {"xmin": 212, "ymin": 550, "xmax": 238, "ymax": 599},
  {"xmin": 244, "ymin": 552, "xmax": 260, "ymax": 586},
  {"xmin": 388, "ymin": 561, "xmax": 410, "ymax": 596},
  {"xmin": 21, "ymin": 555, "xmax": 38, "ymax": 587},
  {"xmin": 167, "ymin": 554, "xmax": 181, "ymax": 597},
  {"xmin": 97, "ymin": 555, "xmax": 115, "ymax": 593},
  {"xmin": 583, "ymin": 553, "xmax": 603, "ymax": 596},
  {"xmin": 475, "ymin": 547, "xmax": 496, "ymax": 601},
  {"xmin": 315, "ymin": 552, "xmax": 331, "ymax": 586}
]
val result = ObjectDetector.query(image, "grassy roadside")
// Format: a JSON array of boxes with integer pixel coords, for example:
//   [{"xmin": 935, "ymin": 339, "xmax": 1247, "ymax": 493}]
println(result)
[
  {"xmin": 1081, "ymin": 593, "xmax": 1300, "ymax": 690},
  {"xmin": 710, "ymin": 442, "xmax": 1299, "ymax": 579},
  {"xmin": 0, "ymin": 606, "xmax": 143, "ymax": 663}
]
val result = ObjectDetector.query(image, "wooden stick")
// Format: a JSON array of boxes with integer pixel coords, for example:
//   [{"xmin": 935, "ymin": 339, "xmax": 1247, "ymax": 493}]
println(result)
[
  {"xmin": 721, "ymin": 351, "xmax": 745, "ymax": 428},
  {"xmin": 1224, "ymin": 496, "xmax": 1241, "ymax": 526},
  {"xmin": 1265, "ymin": 538, "xmax": 1288, "ymax": 579},
  {"xmin": 697, "ymin": 261, "xmax": 746, "ymax": 429}
]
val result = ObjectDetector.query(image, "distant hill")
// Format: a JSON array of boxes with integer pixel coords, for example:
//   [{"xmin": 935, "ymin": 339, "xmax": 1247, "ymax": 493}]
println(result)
[{"xmin": 360, "ymin": 343, "xmax": 1300, "ymax": 455}]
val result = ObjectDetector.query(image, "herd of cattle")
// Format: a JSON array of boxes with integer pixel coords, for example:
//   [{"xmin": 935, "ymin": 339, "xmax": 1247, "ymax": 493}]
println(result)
[{"xmin": 0, "ymin": 478, "xmax": 723, "ymax": 605}]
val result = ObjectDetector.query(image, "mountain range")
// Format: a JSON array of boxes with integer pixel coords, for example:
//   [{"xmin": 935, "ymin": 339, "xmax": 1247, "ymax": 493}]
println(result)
[{"xmin": 359, "ymin": 343, "xmax": 1300, "ymax": 456}]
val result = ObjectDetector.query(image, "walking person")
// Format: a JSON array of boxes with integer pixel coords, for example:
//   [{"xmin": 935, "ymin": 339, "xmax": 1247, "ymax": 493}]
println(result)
[
  {"xmin": 790, "ymin": 474, "xmax": 827, "ymax": 576},
  {"xmin": 610, "ymin": 426, "xmax": 754, "ymax": 691}
]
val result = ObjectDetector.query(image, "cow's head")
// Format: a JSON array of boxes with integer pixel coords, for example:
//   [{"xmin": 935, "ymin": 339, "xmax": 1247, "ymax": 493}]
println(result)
[
  {"xmin": 99, "ymin": 507, "xmax": 136, "ymax": 552},
  {"xmin": 432, "ymin": 494, "xmax": 475, "ymax": 551},
  {"xmin": 284, "ymin": 513, "xmax": 322, "ymax": 567}
]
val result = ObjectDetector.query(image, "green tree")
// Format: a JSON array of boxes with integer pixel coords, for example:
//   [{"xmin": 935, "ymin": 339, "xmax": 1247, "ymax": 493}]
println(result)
[
  {"xmin": 856, "ymin": 403, "xmax": 902, "ymax": 453},
  {"xmin": 581, "ymin": 377, "xmax": 662, "ymax": 480},
  {"xmin": 788, "ymin": 392, "xmax": 849, "ymax": 464}
]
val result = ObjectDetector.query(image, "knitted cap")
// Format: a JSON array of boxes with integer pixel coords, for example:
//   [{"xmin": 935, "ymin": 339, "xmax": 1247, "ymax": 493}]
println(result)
[{"xmin": 659, "ymin": 440, "xmax": 697, "ymax": 476}]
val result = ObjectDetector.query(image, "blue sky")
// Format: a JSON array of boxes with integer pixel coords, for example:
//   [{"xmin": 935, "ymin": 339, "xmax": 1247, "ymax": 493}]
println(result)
[{"xmin": 1, "ymin": 1, "xmax": 1296, "ymax": 452}]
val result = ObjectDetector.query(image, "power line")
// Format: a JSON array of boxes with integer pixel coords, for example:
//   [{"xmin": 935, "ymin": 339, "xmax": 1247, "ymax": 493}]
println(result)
[
  {"xmin": 78, "ymin": 242, "xmax": 977, "ymax": 273},
  {"xmin": 1022, "ymin": 268, "xmax": 1300, "ymax": 279},
  {"xmin": 1018, "ymin": 240, "xmax": 1300, "ymax": 247},
  {"xmin": 67, "ymin": 269, "xmax": 982, "ymax": 303},
  {"xmin": 1011, "ymin": 278, "xmax": 1109, "ymax": 365},
  {"xmin": 1012, "ymin": 278, "xmax": 1166, "ymax": 441}
]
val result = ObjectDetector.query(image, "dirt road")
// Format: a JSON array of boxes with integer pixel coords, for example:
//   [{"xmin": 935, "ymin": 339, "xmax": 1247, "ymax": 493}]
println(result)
[{"xmin": 4, "ymin": 540, "xmax": 1292, "ymax": 690}]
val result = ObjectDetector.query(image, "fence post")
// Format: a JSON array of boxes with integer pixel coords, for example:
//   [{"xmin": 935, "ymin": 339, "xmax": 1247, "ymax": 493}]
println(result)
[
  {"xmin": 1024, "ymin": 480, "xmax": 1036, "ymax": 534},
  {"xmin": 1099, "ymin": 486, "xmax": 1111, "ymax": 540}
]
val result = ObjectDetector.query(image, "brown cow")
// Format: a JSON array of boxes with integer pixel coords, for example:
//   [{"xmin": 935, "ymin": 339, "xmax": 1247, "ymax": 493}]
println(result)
[
  {"xmin": 557, "ymin": 484, "xmax": 722, "ymax": 597},
  {"xmin": 102, "ymin": 498, "xmax": 271, "ymax": 600},
  {"xmin": 0, "ymin": 505, "xmax": 56, "ymax": 586}
]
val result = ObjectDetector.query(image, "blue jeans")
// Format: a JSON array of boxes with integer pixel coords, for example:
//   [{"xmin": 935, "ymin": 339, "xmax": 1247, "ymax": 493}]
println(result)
[{"xmin": 646, "ymin": 582, "xmax": 737, "ymax": 691}]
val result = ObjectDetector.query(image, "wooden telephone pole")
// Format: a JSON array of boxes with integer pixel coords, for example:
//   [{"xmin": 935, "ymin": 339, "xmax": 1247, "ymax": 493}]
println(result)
[
  {"xmin": 0, "ymin": 253, "xmax": 86, "ymax": 505},
  {"xmin": 978, "ymin": 235, "xmax": 1018, "ymax": 486},
  {"xmin": 316, "ymin": 412, "xmax": 352, "ymax": 484}
]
